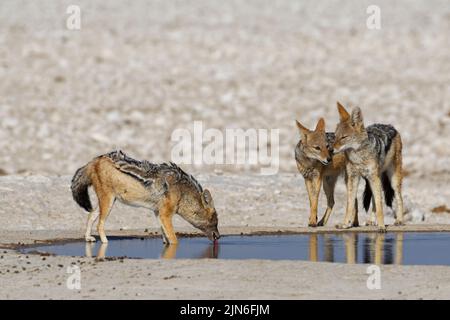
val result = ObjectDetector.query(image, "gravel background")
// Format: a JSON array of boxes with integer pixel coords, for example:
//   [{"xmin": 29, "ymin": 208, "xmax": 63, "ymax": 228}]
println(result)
[
  {"xmin": 0, "ymin": 0, "xmax": 449, "ymax": 176},
  {"xmin": 1, "ymin": 174, "xmax": 449, "ymax": 232},
  {"xmin": 2, "ymin": 247, "xmax": 450, "ymax": 299}
]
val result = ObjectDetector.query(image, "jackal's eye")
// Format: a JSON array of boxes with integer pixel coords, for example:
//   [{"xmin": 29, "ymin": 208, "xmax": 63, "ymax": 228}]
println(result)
[
  {"xmin": 340, "ymin": 135, "xmax": 348, "ymax": 141},
  {"xmin": 314, "ymin": 146, "xmax": 321, "ymax": 151}
]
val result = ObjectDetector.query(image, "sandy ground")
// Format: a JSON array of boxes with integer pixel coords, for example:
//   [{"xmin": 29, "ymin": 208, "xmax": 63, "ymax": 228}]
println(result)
[
  {"xmin": 1, "ymin": 0, "xmax": 450, "ymax": 300},
  {"xmin": 1, "ymin": 246, "xmax": 450, "ymax": 300},
  {"xmin": 1, "ymin": 173, "xmax": 450, "ymax": 231},
  {"xmin": 1, "ymin": 174, "xmax": 450, "ymax": 299}
]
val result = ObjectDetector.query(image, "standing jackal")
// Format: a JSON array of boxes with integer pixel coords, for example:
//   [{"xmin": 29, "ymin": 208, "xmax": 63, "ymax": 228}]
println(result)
[
  {"xmin": 295, "ymin": 118, "xmax": 358, "ymax": 227},
  {"xmin": 71, "ymin": 150, "xmax": 220, "ymax": 244},
  {"xmin": 333, "ymin": 103, "xmax": 404, "ymax": 231}
]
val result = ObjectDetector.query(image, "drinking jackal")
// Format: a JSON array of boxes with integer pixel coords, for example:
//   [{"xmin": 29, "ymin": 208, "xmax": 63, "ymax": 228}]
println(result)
[{"xmin": 71, "ymin": 150, "xmax": 220, "ymax": 244}]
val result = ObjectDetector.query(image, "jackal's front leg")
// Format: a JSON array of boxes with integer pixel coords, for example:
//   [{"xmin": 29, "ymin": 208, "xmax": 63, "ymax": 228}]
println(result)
[
  {"xmin": 158, "ymin": 196, "xmax": 178, "ymax": 245},
  {"xmin": 318, "ymin": 175, "xmax": 337, "ymax": 226},
  {"xmin": 305, "ymin": 175, "xmax": 321, "ymax": 227},
  {"xmin": 337, "ymin": 173, "xmax": 360, "ymax": 229},
  {"xmin": 365, "ymin": 197, "xmax": 377, "ymax": 226}
]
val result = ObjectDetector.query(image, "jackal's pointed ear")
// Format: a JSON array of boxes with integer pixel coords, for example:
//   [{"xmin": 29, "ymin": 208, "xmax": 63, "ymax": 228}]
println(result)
[
  {"xmin": 351, "ymin": 107, "xmax": 364, "ymax": 127},
  {"xmin": 337, "ymin": 102, "xmax": 350, "ymax": 122},
  {"xmin": 315, "ymin": 118, "xmax": 325, "ymax": 132},
  {"xmin": 295, "ymin": 120, "xmax": 310, "ymax": 133},
  {"xmin": 296, "ymin": 120, "xmax": 311, "ymax": 142},
  {"xmin": 202, "ymin": 189, "xmax": 214, "ymax": 208},
  {"xmin": 296, "ymin": 120, "xmax": 310, "ymax": 141}
]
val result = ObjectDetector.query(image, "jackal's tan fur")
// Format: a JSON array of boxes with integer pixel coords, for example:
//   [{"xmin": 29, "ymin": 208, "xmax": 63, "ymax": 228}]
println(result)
[
  {"xmin": 71, "ymin": 151, "xmax": 220, "ymax": 245},
  {"xmin": 295, "ymin": 118, "xmax": 358, "ymax": 227},
  {"xmin": 333, "ymin": 103, "xmax": 404, "ymax": 231}
]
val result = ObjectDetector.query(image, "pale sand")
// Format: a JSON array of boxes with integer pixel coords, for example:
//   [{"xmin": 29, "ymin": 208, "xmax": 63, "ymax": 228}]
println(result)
[
  {"xmin": 1, "ymin": 174, "xmax": 450, "ymax": 299},
  {"xmin": 0, "ymin": 0, "xmax": 449, "ymax": 176}
]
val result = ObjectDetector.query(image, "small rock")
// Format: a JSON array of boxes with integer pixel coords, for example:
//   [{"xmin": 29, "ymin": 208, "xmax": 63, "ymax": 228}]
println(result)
[{"xmin": 54, "ymin": 75, "xmax": 65, "ymax": 83}]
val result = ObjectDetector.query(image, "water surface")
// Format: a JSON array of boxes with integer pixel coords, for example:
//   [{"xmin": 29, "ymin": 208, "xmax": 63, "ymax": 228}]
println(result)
[{"xmin": 20, "ymin": 232, "xmax": 450, "ymax": 265}]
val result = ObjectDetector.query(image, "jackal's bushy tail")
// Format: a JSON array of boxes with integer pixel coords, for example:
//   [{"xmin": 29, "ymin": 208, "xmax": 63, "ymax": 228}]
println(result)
[
  {"xmin": 363, "ymin": 173, "xmax": 394, "ymax": 211},
  {"xmin": 71, "ymin": 164, "xmax": 93, "ymax": 212}
]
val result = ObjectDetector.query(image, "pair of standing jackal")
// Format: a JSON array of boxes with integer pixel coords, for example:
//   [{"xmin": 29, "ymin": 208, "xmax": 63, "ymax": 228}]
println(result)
[
  {"xmin": 295, "ymin": 102, "xmax": 404, "ymax": 232},
  {"xmin": 71, "ymin": 102, "xmax": 403, "ymax": 245}
]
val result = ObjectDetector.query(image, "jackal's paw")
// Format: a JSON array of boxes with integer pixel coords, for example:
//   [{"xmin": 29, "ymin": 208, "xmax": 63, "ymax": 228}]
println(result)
[
  {"xmin": 365, "ymin": 221, "xmax": 377, "ymax": 226},
  {"xmin": 317, "ymin": 220, "xmax": 325, "ymax": 227},
  {"xmin": 394, "ymin": 220, "xmax": 404, "ymax": 226},
  {"xmin": 85, "ymin": 236, "xmax": 96, "ymax": 242},
  {"xmin": 377, "ymin": 226, "xmax": 387, "ymax": 233},
  {"xmin": 308, "ymin": 223, "xmax": 317, "ymax": 227},
  {"xmin": 336, "ymin": 223, "xmax": 352, "ymax": 230}
]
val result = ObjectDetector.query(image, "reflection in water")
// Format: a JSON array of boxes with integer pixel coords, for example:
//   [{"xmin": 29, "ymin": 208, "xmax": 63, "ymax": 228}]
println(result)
[
  {"xmin": 85, "ymin": 242, "xmax": 108, "ymax": 259},
  {"xmin": 161, "ymin": 241, "xmax": 219, "ymax": 259},
  {"xmin": 161, "ymin": 244, "xmax": 178, "ymax": 259},
  {"xmin": 85, "ymin": 240, "xmax": 220, "ymax": 260},
  {"xmin": 308, "ymin": 232, "xmax": 404, "ymax": 264},
  {"xmin": 74, "ymin": 233, "xmax": 408, "ymax": 264},
  {"xmin": 309, "ymin": 234, "xmax": 318, "ymax": 262},
  {"xmin": 323, "ymin": 235, "xmax": 334, "ymax": 262},
  {"xmin": 202, "ymin": 242, "xmax": 219, "ymax": 259},
  {"xmin": 395, "ymin": 233, "xmax": 403, "ymax": 265},
  {"xmin": 345, "ymin": 233, "xmax": 358, "ymax": 264}
]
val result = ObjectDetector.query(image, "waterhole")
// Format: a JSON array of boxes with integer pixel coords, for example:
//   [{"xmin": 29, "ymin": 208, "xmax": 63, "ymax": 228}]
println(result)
[{"xmin": 20, "ymin": 232, "xmax": 450, "ymax": 265}]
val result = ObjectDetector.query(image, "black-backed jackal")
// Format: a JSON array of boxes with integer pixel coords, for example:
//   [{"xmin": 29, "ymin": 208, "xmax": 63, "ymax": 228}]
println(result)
[
  {"xmin": 333, "ymin": 103, "xmax": 404, "ymax": 231},
  {"xmin": 71, "ymin": 150, "xmax": 220, "ymax": 245},
  {"xmin": 295, "ymin": 118, "xmax": 358, "ymax": 227}
]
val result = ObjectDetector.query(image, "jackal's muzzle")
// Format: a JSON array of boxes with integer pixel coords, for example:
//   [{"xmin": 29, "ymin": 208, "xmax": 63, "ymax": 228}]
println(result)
[{"xmin": 206, "ymin": 229, "xmax": 220, "ymax": 242}]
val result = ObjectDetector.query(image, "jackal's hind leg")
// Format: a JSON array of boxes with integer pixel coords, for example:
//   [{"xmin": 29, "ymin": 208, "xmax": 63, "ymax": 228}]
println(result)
[
  {"xmin": 85, "ymin": 210, "xmax": 99, "ymax": 242},
  {"xmin": 318, "ymin": 176, "xmax": 337, "ymax": 226},
  {"xmin": 96, "ymin": 192, "xmax": 115, "ymax": 243},
  {"xmin": 390, "ymin": 165, "xmax": 404, "ymax": 226}
]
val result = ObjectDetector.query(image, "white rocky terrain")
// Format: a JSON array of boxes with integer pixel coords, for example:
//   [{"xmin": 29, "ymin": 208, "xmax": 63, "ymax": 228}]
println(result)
[{"xmin": 0, "ymin": 0, "xmax": 449, "ymax": 176}]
